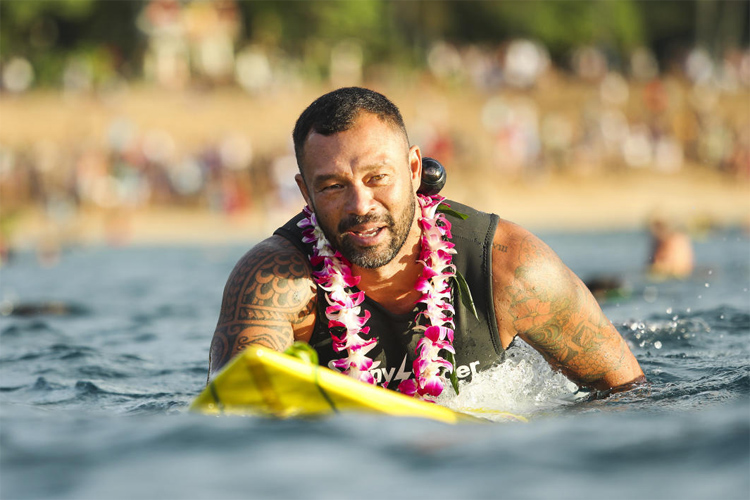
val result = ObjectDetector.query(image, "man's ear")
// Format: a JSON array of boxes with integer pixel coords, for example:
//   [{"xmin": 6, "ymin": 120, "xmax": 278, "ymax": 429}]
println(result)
[
  {"xmin": 295, "ymin": 173, "xmax": 312, "ymax": 208},
  {"xmin": 408, "ymin": 145, "xmax": 422, "ymax": 194}
]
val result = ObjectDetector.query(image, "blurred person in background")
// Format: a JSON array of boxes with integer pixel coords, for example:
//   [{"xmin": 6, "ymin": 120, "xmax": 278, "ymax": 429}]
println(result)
[
  {"xmin": 648, "ymin": 215, "xmax": 695, "ymax": 279},
  {"xmin": 207, "ymin": 87, "xmax": 645, "ymax": 399}
]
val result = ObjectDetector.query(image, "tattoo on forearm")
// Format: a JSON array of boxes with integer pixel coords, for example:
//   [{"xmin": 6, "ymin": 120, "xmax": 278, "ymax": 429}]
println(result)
[{"xmin": 493, "ymin": 243, "xmax": 508, "ymax": 253}]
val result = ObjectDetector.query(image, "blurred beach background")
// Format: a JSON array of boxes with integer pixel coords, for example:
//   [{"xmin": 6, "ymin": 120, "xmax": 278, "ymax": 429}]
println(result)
[
  {"xmin": 0, "ymin": 0, "xmax": 748, "ymax": 257},
  {"xmin": 1, "ymin": 4, "xmax": 749, "ymax": 499}
]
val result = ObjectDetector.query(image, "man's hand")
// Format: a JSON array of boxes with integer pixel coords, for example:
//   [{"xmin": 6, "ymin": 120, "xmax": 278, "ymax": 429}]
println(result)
[
  {"xmin": 492, "ymin": 223, "xmax": 645, "ymax": 391},
  {"xmin": 208, "ymin": 236, "xmax": 316, "ymax": 378}
]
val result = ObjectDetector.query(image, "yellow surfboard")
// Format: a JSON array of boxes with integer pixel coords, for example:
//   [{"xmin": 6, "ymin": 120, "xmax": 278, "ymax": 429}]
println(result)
[{"xmin": 190, "ymin": 345, "xmax": 525, "ymax": 424}]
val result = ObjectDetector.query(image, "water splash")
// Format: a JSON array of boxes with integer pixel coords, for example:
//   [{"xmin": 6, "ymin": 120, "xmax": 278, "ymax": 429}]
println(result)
[{"xmin": 437, "ymin": 338, "xmax": 581, "ymax": 421}]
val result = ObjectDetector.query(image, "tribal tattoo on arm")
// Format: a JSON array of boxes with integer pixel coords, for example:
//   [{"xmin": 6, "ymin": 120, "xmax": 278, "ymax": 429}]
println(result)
[
  {"xmin": 504, "ymin": 234, "xmax": 644, "ymax": 389},
  {"xmin": 208, "ymin": 236, "xmax": 316, "ymax": 377}
]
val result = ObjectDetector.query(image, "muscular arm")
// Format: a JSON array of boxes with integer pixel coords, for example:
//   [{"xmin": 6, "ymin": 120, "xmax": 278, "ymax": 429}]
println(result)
[
  {"xmin": 208, "ymin": 236, "xmax": 317, "ymax": 378},
  {"xmin": 492, "ymin": 222, "xmax": 645, "ymax": 391}
]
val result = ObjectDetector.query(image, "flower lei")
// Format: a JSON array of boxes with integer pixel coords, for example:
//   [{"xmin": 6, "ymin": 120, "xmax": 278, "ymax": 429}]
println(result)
[{"xmin": 297, "ymin": 194, "xmax": 458, "ymax": 400}]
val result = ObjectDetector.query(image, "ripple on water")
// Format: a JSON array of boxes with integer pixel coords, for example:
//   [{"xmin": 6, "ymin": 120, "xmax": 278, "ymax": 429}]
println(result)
[
  {"xmin": 75, "ymin": 365, "xmax": 130, "ymax": 379},
  {"xmin": 620, "ymin": 305, "xmax": 750, "ymax": 353},
  {"xmin": 1, "ymin": 344, "xmax": 100, "ymax": 365},
  {"xmin": 125, "ymin": 400, "xmax": 187, "ymax": 415},
  {"xmin": 646, "ymin": 367, "xmax": 750, "ymax": 406},
  {"xmin": 32, "ymin": 376, "xmax": 67, "ymax": 392},
  {"xmin": 0, "ymin": 320, "xmax": 68, "ymax": 340}
]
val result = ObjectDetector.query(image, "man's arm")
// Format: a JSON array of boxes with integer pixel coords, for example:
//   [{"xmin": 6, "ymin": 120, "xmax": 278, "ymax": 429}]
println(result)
[
  {"xmin": 492, "ymin": 222, "xmax": 645, "ymax": 391},
  {"xmin": 208, "ymin": 236, "xmax": 317, "ymax": 378}
]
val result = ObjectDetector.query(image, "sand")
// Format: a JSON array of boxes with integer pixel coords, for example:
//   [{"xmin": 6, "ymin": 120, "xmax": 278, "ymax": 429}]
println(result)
[{"xmin": 1, "ymin": 85, "xmax": 748, "ymax": 248}]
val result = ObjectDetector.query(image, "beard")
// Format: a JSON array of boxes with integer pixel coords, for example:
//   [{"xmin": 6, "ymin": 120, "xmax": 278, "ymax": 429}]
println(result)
[{"xmin": 316, "ymin": 195, "xmax": 416, "ymax": 269}]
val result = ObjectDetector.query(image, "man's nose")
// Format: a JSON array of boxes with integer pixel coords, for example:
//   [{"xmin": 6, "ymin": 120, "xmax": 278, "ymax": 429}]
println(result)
[{"xmin": 345, "ymin": 184, "xmax": 375, "ymax": 216}]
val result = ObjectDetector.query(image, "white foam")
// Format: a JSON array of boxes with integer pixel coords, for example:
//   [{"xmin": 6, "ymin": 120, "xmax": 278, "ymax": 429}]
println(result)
[{"xmin": 437, "ymin": 338, "xmax": 581, "ymax": 421}]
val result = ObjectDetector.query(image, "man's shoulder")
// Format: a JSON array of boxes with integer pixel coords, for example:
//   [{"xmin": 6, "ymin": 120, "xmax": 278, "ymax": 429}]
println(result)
[
  {"xmin": 493, "ymin": 217, "xmax": 533, "ymax": 243},
  {"xmin": 490, "ymin": 217, "xmax": 567, "ymax": 277},
  {"xmin": 444, "ymin": 200, "xmax": 545, "ymax": 265},
  {"xmin": 231, "ymin": 235, "xmax": 313, "ymax": 282}
]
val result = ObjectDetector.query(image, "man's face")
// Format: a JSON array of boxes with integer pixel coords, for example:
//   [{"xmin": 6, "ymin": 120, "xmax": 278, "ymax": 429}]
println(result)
[{"xmin": 295, "ymin": 112, "xmax": 421, "ymax": 269}]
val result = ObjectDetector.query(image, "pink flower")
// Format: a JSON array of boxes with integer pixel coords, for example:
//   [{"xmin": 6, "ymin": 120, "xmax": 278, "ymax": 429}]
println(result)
[
  {"xmin": 420, "ymin": 372, "xmax": 446, "ymax": 397},
  {"xmin": 424, "ymin": 325, "xmax": 454, "ymax": 344},
  {"xmin": 397, "ymin": 378, "xmax": 418, "ymax": 396},
  {"xmin": 300, "ymin": 194, "xmax": 459, "ymax": 396}
]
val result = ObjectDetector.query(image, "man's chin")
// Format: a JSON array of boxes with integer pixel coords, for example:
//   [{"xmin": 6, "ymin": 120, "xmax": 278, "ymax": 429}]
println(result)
[
  {"xmin": 350, "ymin": 257, "xmax": 392, "ymax": 269},
  {"xmin": 341, "ymin": 243, "xmax": 394, "ymax": 269}
]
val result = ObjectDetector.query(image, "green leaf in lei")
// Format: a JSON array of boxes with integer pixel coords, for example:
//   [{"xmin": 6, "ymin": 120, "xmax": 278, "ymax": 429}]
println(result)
[
  {"xmin": 437, "ymin": 202, "xmax": 476, "ymax": 318},
  {"xmin": 436, "ymin": 203, "xmax": 469, "ymax": 220},
  {"xmin": 445, "ymin": 350, "xmax": 460, "ymax": 395},
  {"xmin": 453, "ymin": 270, "xmax": 478, "ymax": 319}
]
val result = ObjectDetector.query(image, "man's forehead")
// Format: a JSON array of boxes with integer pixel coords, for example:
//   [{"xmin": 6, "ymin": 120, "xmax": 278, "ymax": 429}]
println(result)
[
  {"xmin": 306, "ymin": 111, "xmax": 403, "ymax": 143},
  {"xmin": 300, "ymin": 113, "xmax": 408, "ymax": 172}
]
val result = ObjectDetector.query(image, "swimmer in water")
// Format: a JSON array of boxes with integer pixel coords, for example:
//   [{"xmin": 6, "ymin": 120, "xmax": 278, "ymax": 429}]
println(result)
[{"xmin": 648, "ymin": 216, "xmax": 694, "ymax": 279}]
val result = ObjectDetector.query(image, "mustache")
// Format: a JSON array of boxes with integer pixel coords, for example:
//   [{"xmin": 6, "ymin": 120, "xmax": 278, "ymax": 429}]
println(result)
[{"xmin": 338, "ymin": 212, "xmax": 393, "ymax": 233}]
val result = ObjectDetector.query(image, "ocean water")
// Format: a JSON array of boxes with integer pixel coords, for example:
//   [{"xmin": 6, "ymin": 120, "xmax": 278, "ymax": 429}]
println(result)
[{"xmin": 1, "ymin": 228, "xmax": 748, "ymax": 500}]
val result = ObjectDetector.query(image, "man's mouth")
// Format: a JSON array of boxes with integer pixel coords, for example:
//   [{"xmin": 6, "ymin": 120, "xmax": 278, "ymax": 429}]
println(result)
[
  {"xmin": 343, "ymin": 225, "xmax": 386, "ymax": 245},
  {"xmin": 352, "ymin": 227, "xmax": 382, "ymax": 237}
]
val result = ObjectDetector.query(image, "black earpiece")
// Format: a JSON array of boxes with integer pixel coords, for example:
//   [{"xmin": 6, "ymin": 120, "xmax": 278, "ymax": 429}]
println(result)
[{"xmin": 418, "ymin": 157, "xmax": 447, "ymax": 196}]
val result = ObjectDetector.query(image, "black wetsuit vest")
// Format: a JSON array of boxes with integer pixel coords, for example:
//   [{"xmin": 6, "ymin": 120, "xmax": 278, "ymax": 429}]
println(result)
[{"xmin": 274, "ymin": 200, "xmax": 505, "ymax": 388}]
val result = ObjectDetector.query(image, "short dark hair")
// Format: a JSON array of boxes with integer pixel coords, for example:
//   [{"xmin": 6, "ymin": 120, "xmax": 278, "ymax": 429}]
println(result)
[{"xmin": 292, "ymin": 87, "xmax": 409, "ymax": 173}]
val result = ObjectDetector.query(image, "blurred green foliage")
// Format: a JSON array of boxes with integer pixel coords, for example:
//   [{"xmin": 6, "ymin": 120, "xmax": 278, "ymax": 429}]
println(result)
[
  {"xmin": 0, "ymin": 0, "xmax": 746, "ymax": 86},
  {"xmin": 0, "ymin": 0, "xmax": 144, "ymax": 84}
]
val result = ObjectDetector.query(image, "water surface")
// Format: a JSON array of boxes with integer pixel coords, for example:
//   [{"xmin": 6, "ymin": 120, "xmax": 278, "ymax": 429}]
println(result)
[{"xmin": 1, "ymin": 229, "xmax": 748, "ymax": 499}]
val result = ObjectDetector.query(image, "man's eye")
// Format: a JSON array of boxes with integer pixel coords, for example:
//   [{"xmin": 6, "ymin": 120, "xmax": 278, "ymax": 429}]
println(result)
[
  {"xmin": 321, "ymin": 184, "xmax": 342, "ymax": 192},
  {"xmin": 370, "ymin": 174, "xmax": 387, "ymax": 183}
]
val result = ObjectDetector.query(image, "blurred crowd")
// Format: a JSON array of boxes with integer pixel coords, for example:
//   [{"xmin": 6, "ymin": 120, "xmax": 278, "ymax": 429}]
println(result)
[
  {"xmin": 0, "ymin": 0, "xmax": 748, "ymax": 256},
  {"xmin": 0, "ymin": 120, "xmax": 303, "ymax": 251},
  {"xmin": 417, "ymin": 40, "xmax": 749, "ymax": 179}
]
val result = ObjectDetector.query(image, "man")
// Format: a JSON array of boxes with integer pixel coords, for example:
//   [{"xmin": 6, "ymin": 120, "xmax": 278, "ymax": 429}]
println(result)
[
  {"xmin": 648, "ymin": 216, "xmax": 694, "ymax": 279},
  {"xmin": 208, "ymin": 87, "xmax": 645, "ymax": 396}
]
